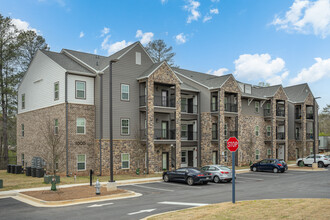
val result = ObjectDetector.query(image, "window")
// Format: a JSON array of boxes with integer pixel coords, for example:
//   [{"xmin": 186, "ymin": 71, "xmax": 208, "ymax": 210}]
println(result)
[
  {"xmin": 121, "ymin": 119, "xmax": 129, "ymax": 135},
  {"xmin": 181, "ymin": 124, "xmax": 187, "ymax": 139},
  {"xmin": 77, "ymin": 155, "xmax": 86, "ymax": 171},
  {"xmin": 54, "ymin": 119, "xmax": 59, "ymax": 135},
  {"xmin": 76, "ymin": 118, "xmax": 86, "ymax": 134},
  {"xmin": 181, "ymin": 98, "xmax": 187, "ymax": 112},
  {"xmin": 255, "ymin": 101, "xmax": 260, "ymax": 113},
  {"xmin": 256, "ymin": 149, "xmax": 260, "ymax": 160},
  {"xmin": 212, "ymin": 151, "xmax": 218, "ymax": 165},
  {"xmin": 255, "ymin": 125, "xmax": 259, "ymax": 136},
  {"xmin": 22, "ymin": 94, "xmax": 25, "ymax": 109},
  {"xmin": 224, "ymin": 123, "xmax": 228, "ymax": 137},
  {"xmin": 211, "ymin": 96, "xmax": 217, "ymax": 111},
  {"xmin": 266, "ymin": 126, "xmax": 271, "ymax": 137},
  {"xmin": 54, "ymin": 82, "xmax": 59, "ymax": 100},
  {"xmin": 75, "ymin": 81, "xmax": 86, "ymax": 99},
  {"xmin": 212, "ymin": 123, "xmax": 217, "ymax": 139},
  {"xmin": 121, "ymin": 84, "xmax": 129, "ymax": 101},
  {"xmin": 224, "ymin": 150, "xmax": 228, "ymax": 162},
  {"xmin": 245, "ymin": 85, "xmax": 251, "ymax": 94},
  {"xmin": 21, "ymin": 124, "xmax": 24, "ymax": 137},
  {"xmin": 267, "ymin": 148, "xmax": 272, "ymax": 156},
  {"xmin": 136, "ymin": 52, "xmax": 141, "ymax": 65},
  {"xmin": 121, "ymin": 153, "xmax": 130, "ymax": 169},
  {"xmin": 181, "ymin": 151, "xmax": 187, "ymax": 163}
]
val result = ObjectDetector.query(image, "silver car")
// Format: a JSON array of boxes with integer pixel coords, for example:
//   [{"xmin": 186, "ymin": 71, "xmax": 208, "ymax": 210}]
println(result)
[{"xmin": 201, "ymin": 165, "xmax": 234, "ymax": 183}]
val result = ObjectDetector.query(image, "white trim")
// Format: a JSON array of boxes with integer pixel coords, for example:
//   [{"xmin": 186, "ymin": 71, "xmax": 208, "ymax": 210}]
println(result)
[
  {"xmin": 75, "ymin": 81, "xmax": 86, "ymax": 99},
  {"xmin": 76, "ymin": 118, "xmax": 86, "ymax": 134},
  {"xmin": 248, "ymin": 98, "xmax": 254, "ymax": 106},
  {"xmin": 66, "ymin": 70, "xmax": 96, "ymax": 77},
  {"xmin": 121, "ymin": 118, "xmax": 130, "ymax": 135},
  {"xmin": 54, "ymin": 81, "xmax": 59, "ymax": 100},
  {"xmin": 266, "ymin": 125, "xmax": 271, "ymax": 137},
  {"xmin": 62, "ymin": 49, "xmax": 98, "ymax": 74},
  {"xmin": 121, "ymin": 153, "xmax": 130, "ymax": 169},
  {"xmin": 77, "ymin": 154, "xmax": 86, "ymax": 171},
  {"xmin": 121, "ymin": 84, "xmax": 130, "ymax": 101},
  {"xmin": 135, "ymin": 52, "xmax": 141, "ymax": 65},
  {"xmin": 260, "ymin": 100, "xmax": 266, "ymax": 107}
]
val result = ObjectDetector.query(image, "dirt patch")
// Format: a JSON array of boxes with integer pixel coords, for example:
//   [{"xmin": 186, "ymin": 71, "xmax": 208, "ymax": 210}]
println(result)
[{"xmin": 21, "ymin": 185, "xmax": 127, "ymax": 201}]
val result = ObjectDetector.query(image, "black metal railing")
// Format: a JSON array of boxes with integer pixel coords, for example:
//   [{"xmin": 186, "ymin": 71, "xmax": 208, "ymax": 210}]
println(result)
[
  {"xmin": 139, "ymin": 96, "xmax": 146, "ymax": 106},
  {"xmin": 212, "ymin": 130, "xmax": 218, "ymax": 140},
  {"xmin": 295, "ymin": 112, "xmax": 302, "ymax": 119},
  {"xmin": 306, "ymin": 133, "xmax": 313, "ymax": 140},
  {"xmin": 154, "ymin": 129, "xmax": 176, "ymax": 140},
  {"xmin": 181, "ymin": 104, "xmax": 198, "ymax": 114},
  {"xmin": 306, "ymin": 113, "xmax": 314, "ymax": 120},
  {"xmin": 154, "ymin": 96, "xmax": 175, "ymax": 107},
  {"xmin": 181, "ymin": 131, "xmax": 198, "ymax": 140},
  {"xmin": 264, "ymin": 109, "xmax": 272, "ymax": 117},
  {"xmin": 276, "ymin": 132, "xmax": 285, "ymax": 140},
  {"xmin": 211, "ymin": 103, "xmax": 218, "ymax": 112},
  {"xmin": 224, "ymin": 103, "xmax": 238, "ymax": 112},
  {"xmin": 276, "ymin": 109, "xmax": 285, "ymax": 117}
]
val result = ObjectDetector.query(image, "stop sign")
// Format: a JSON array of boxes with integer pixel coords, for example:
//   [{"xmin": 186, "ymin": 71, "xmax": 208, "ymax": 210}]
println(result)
[{"xmin": 227, "ymin": 137, "xmax": 239, "ymax": 152}]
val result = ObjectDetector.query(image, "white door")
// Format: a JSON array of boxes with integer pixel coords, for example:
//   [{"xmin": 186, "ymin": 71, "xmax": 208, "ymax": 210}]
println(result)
[{"xmin": 278, "ymin": 145, "xmax": 284, "ymax": 160}]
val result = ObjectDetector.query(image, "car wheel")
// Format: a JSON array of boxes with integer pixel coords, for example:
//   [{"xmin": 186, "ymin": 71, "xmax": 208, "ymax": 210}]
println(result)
[
  {"xmin": 252, "ymin": 167, "xmax": 257, "ymax": 172},
  {"xmin": 163, "ymin": 174, "xmax": 170, "ymax": 182},
  {"xmin": 273, "ymin": 168, "xmax": 278, "ymax": 173},
  {"xmin": 318, "ymin": 162, "xmax": 324, "ymax": 168},
  {"xmin": 187, "ymin": 177, "xmax": 194, "ymax": 186},
  {"xmin": 213, "ymin": 176, "xmax": 220, "ymax": 183},
  {"xmin": 298, "ymin": 161, "xmax": 304, "ymax": 167}
]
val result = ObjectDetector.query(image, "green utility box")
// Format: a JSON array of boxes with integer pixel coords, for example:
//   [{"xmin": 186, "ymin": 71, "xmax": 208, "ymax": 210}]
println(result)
[{"xmin": 44, "ymin": 175, "xmax": 60, "ymax": 184}]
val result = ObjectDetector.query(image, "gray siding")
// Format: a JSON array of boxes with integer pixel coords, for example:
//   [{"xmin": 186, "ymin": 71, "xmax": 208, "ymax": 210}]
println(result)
[
  {"xmin": 96, "ymin": 44, "xmax": 154, "ymax": 139},
  {"xmin": 241, "ymin": 98, "xmax": 265, "ymax": 116}
]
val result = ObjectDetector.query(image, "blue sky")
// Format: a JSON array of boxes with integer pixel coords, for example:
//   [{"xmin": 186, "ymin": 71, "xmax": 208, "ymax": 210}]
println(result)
[{"xmin": 1, "ymin": 0, "xmax": 330, "ymax": 110}]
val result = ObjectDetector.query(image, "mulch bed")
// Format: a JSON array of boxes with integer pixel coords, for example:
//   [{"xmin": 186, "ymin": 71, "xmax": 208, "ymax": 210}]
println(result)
[{"xmin": 21, "ymin": 185, "xmax": 127, "ymax": 201}]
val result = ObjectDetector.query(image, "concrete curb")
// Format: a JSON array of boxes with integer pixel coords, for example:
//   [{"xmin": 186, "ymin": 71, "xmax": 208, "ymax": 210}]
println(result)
[{"xmin": 14, "ymin": 190, "xmax": 141, "ymax": 207}]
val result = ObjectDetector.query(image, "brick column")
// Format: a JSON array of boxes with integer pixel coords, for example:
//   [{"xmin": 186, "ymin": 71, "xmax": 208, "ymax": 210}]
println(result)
[
  {"xmin": 302, "ymin": 104, "xmax": 307, "ymax": 156},
  {"xmin": 285, "ymin": 100, "xmax": 289, "ymax": 161},
  {"xmin": 175, "ymin": 84, "xmax": 181, "ymax": 169},
  {"xmin": 272, "ymin": 98, "xmax": 277, "ymax": 158},
  {"xmin": 147, "ymin": 79, "xmax": 156, "ymax": 172}
]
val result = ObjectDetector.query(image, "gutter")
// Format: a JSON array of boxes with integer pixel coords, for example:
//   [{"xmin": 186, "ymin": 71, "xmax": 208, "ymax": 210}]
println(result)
[{"xmin": 65, "ymin": 72, "xmax": 69, "ymax": 176}]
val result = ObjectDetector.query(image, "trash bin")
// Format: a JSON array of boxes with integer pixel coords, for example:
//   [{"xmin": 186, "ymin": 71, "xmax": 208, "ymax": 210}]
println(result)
[
  {"xmin": 15, "ymin": 165, "xmax": 22, "ymax": 174},
  {"xmin": 31, "ymin": 168, "xmax": 36, "ymax": 177},
  {"xmin": 36, "ymin": 168, "xmax": 44, "ymax": 178},
  {"xmin": 26, "ymin": 167, "xmax": 31, "ymax": 176},
  {"xmin": 7, "ymin": 165, "xmax": 11, "ymax": 173},
  {"xmin": 0, "ymin": 179, "xmax": 3, "ymax": 188},
  {"xmin": 11, "ymin": 165, "xmax": 16, "ymax": 174}
]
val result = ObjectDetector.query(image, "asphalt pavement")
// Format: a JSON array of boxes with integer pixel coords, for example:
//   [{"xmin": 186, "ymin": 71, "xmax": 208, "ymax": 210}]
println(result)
[{"xmin": 0, "ymin": 168, "xmax": 329, "ymax": 220}]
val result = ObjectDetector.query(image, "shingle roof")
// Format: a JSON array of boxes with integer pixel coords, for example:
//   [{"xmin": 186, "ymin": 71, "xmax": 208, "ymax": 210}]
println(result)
[
  {"xmin": 41, "ymin": 50, "xmax": 93, "ymax": 74},
  {"xmin": 173, "ymin": 67, "xmax": 231, "ymax": 89},
  {"xmin": 181, "ymin": 82, "xmax": 199, "ymax": 92},
  {"xmin": 284, "ymin": 83, "xmax": 310, "ymax": 103},
  {"xmin": 138, "ymin": 62, "xmax": 163, "ymax": 79}
]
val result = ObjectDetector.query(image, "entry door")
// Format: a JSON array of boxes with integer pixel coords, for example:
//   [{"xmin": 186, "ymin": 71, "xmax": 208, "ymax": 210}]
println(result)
[
  {"xmin": 162, "ymin": 152, "xmax": 169, "ymax": 171},
  {"xmin": 188, "ymin": 98, "xmax": 194, "ymax": 113},
  {"xmin": 188, "ymin": 151, "xmax": 194, "ymax": 167},
  {"xmin": 162, "ymin": 90, "xmax": 168, "ymax": 106},
  {"xmin": 212, "ymin": 151, "xmax": 218, "ymax": 165},
  {"xmin": 278, "ymin": 145, "xmax": 284, "ymax": 160},
  {"xmin": 188, "ymin": 124, "xmax": 194, "ymax": 140},
  {"xmin": 161, "ymin": 121, "xmax": 168, "ymax": 139}
]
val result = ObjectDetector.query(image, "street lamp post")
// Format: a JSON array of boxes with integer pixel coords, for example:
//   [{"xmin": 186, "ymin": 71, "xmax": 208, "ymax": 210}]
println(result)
[{"xmin": 313, "ymin": 97, "xmax": 321, "ymax": 166}]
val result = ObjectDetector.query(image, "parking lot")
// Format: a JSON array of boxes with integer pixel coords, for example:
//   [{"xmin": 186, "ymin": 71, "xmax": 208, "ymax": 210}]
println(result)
[{"xmin": 0, "ymin": 168, "xmax": 329, "ymax": 220}]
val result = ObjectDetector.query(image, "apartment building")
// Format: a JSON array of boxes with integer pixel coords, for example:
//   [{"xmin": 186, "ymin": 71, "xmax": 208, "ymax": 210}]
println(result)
[{"xmin": 17, "ymin": 41, "xmax": 319, "ymax": 175}]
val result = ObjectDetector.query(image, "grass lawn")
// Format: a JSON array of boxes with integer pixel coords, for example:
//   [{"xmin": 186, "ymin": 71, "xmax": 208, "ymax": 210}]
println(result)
[
  {"xmin": 149, "ymin": 199, "xmax": 330, "ymax": 220},
  {"xmin": 0, "ymin": 170, "xmax": 162, "ymax": 191}
]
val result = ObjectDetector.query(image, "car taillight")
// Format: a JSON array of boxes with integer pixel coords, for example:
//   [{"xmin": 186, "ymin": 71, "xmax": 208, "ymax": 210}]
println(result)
[
  {"xmin": 197, "ymin": 174, "xmax": 204, "ymax": 177},
  {"xmin": 221, "ymin": 171, "xmax": 229, "ymax": 174},
  {"xmin": 325, "ymin": 159, "xmax": 328, "ymax": 160},
  {"xmin": 277, "ymin": 163, "xmax": 282, "ymax": 166},
  {"xmin": 208, "ymin": 173, "xmax": 212, "ymax": 175}
]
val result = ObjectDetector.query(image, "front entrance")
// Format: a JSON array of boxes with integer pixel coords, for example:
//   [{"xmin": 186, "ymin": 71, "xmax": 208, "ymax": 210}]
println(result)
[
  {"xmin": 162, "ymin": 152, "xmax": 169, "ymax": 171},
  {"xmin": 278, "ymin": 145, "xmax": 285, "ymax": 160},
  {"xmin": 188, "ymin": 151, "xmax": 193, "ymax": 166},
  {"xmin": 181, "ymin": 147, "xmax": 197, "ymax": 167}
]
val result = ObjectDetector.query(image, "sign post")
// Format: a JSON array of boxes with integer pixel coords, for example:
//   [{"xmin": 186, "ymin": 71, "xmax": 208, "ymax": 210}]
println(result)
[{"xmin": 227, "ymin": 137, "xmax": 239, "ymax": 204}]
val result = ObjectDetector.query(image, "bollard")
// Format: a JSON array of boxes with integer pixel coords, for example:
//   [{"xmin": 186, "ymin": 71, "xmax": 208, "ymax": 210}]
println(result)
[
  {"xmin": 90, "ymin": 169, "xmax": 93, "ymax": 186},
  {"xmin": 95, "ymin": 179, "xmax": 101, "ymax": 195}
]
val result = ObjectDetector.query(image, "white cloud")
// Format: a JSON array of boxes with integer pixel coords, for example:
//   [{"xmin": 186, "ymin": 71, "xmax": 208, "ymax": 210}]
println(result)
[
  {"xmin": 101, "ymin": 27, "xmax": 110, "ymax": 37},
  {"xmin": 101, "ymin": 35, "xmax": 133, "ymax": 55},
  {"xmin": 93, "ymin": 49, "xmax": 97, "ymax": 54},
  {"xmin": 203, "ymin": 15, "xmax": 212, "ymax": 22},
  {"xmin": 290, "ymin": 58, "xmax": 330, "ymax": 84},
  {"xmin": 211, "ymin": 0, "xmax": 220, "ymax": 2},
  {"xmin": 175, "ymin": 33, "xmax": 187, "ymax": 44},
  {"xmin": 101, "ymin": 35, "xmax": 111, "ymax": 50},
  {"xmin": 272, "ymin": 0, "xmax": 330, "ymax": 38},
  {"xmin": 203, "ymin": 8, "xmax": 219, "ymax": 22},
  {"xmin": 207, "ymin": 68, "xmax": 229, "ymax": 76},
  {"xmin": 184, "ymin": 0, "xmax": 201, "ymax": 23},
  {"xmin": 161, "ymin": 0, "xmax": 168, "ymax": 4},
  {"xmin": 136, "ymin": 30, "xmax": 154, "ymax": 45},
  {"xmin": 79, "ymin": 31, "xmax": 84, "ymax": 38},
  {"xmin": 11, "ymin": 18, "xmax": 39, "ymax": 33},
  {"xmin": 234, "ymin": 53, "xmax": 286, "ymax": 83},
  {"xmin": 266, "ymin": 71, "xmax": 289, "ymax": 85},
  {"xmin": 210, "ymin": 8, "xmax": 219, "ymax": 14}
]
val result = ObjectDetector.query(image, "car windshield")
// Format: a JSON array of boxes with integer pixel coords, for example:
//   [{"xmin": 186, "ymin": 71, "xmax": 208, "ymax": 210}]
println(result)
[{"xmin": 189, "ymin": 168, "xmax": 202, "ymax": 173}]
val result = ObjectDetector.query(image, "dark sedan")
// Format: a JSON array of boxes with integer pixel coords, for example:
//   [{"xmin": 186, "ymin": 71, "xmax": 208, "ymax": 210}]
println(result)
[
  {"xmin": 250, "ymin": 159, "xmax": 288, "ymax": 173},
  {"xmin": 163, "ymin": 167, "xmax": 212, "ymax": 185}
]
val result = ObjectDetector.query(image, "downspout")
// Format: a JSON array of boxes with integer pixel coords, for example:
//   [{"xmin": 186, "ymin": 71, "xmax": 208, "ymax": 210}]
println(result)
[
  {"xmin": 65, "ymin": 72, "xmax": 69, "ymax": 176},
  {"xmin": 197, "ymin": 92, "xmax": 201, "ymax": 167},
  {"xmin": 146, "ymin": 81, "xmax": 149, "ymax": 174},
  {"xmin": 218, "ymin": 88, "xmax": 221, "ymax": 163},
  {"xmin": 99, "ymin": 73, "xmax": 103, "ymax": 175}
]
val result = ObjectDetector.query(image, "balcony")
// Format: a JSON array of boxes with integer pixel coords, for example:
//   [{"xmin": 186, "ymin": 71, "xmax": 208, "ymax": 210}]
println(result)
[
  {"xmin": 154, "ymin": 129, "xmax": 176, "ymax": 140},
  {"xmin": 139, "ymin": 96, "xmax": 146, "ymax": 106},
  {"xmin": 224, "ymin": 103, "xmax": 238, "ymax": 112},
  {"xmin": 295, "ymin": 133, "xmax": 301, "ymax": 141},
  {"xmin": 211, "ymin": 103, "xmax": 218, "ymax": 112},
  {"xmin": 295, "ymin": 113, "xmax": 302, "ymax": 120},
  {"xmin": 225, "ymin": 131, "xmax": 238, "ymax": 139},
  {"xmin": 276, "ymin": 132, "xmax": 285, "ymax": 140},
  {"xmin": 306, "ymin": 113, "xmax": 314, "ymax": 120},
  {"xmin": 154, "ymin": 95, "xmax": 175, "ymax": 107},
  {"xmin": 306, "ymin": 133, "xmax": 314, "ymax": 140},
  {"xmin": 212, "ymin": 130, "xmax": 218, "ymax": 140},
  {"xmin": 181, "ymin": 104, "xmax": 198, "ymax": 114},
  {"xmin": 181, "ymin": 131, "xmax": 198, "ymax": 141},
  {"xmin": 264, "ymin": 109, "xmax": 271, "ymax": 117},
  {"xmin": 276, "ymin": 109, "xmax": 285, "ymax": 117}
]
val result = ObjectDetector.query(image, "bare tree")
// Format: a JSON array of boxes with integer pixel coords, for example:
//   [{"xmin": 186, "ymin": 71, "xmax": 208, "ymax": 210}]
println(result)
[{"xmin": 40, "ymin": 118, "xmax": 65, "ymax": 176}]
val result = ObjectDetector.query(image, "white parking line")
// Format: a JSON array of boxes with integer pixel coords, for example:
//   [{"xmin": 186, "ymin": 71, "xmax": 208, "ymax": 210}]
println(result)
[
  {"xmin": 157, "ymin": 182, "xmax": 203, "ymax": 189},
  {"xmin": 158, "ymin": 201, "xmax": 209, "ymax": 207},
  {"xmin": 242, "ymin": 173, "xmax": 280, "ymax": 177},
  {"xmin": 237, "ymin": 176, "xmax": 264, "ymax": 181},
  {"xmin": 131, "ymin": 184, "xmax": 174, "ymax": 192}
]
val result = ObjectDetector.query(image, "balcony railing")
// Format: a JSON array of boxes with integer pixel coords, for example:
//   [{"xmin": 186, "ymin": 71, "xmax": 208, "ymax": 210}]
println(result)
[
  {"xmin": 212, "ymin": 130, "xmax": 218, "ymax": 140},
  {"xmin": 306, "ymin": 133, "xmax": 314, "ymax": 140},
  {"xmin": 181, "ymin": 104, "xmax": 198, "ymax": 114},
  {"xmin": 225, "ymin": 131, "xmax": 238, "ymax": 139},
  {"xmin": 264, "ymin": 109, "xmax": 271, "ymax": 117},
  {"xmin": 224, "ymin": 103, "xmax": 238, "ymax": 112},
  {"xmin": 154, "ymin": 129, "xmax": 176, "ymax": 140},
  {"xmin": 295, "ymin": 133, "xmax": 301, "ymax": 140},
  {"xmin": 276, "ymin": 109, "xmax": 285, "ymax": 117},
  {"xmin": 211, "ymin": 103, "xmax": 218, "ymax": 112},
  {"xmin": 295, "ymin": 113, "xmax": 302, "ymax": 119},
  {"xmin": 276, "ymin": 132, "xmax": 285, "ymax": 140},
  {"xmin": 306, "ymin": 113, "xmax": 314, "ymax": 120},
  {"xmin": 181, "ymin": 131, "xmax": 198, "ymax": 140}
]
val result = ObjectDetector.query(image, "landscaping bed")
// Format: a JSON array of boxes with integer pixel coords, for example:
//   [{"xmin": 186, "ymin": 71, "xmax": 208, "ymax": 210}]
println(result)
[{"xmin": 21, "ymin": 185, "xmax": 127, "ymax": 201}]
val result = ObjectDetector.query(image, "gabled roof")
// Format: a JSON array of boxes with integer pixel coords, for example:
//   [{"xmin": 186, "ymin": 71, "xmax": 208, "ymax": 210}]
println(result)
[
  {"xmin": 41, "ymin": 50, "xmax": 93, "ymax": 74},
  {"xmin": 252, "ymin": 85, "xmax": 282, "ymax": 98},
  {"xmin": 284, "ymin": 83, "xmax": 311, "ymax": 103},
  {"xmin": 137, "ymin": 61, "xmax": 182, "ymax": 83},
  {"xmin": 181, "ymin": 82, "xmax": 199, "ymax": 92},
  {"xmin": 173, "ymin": 67, "xmax": 231, "ymax": 89}
]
